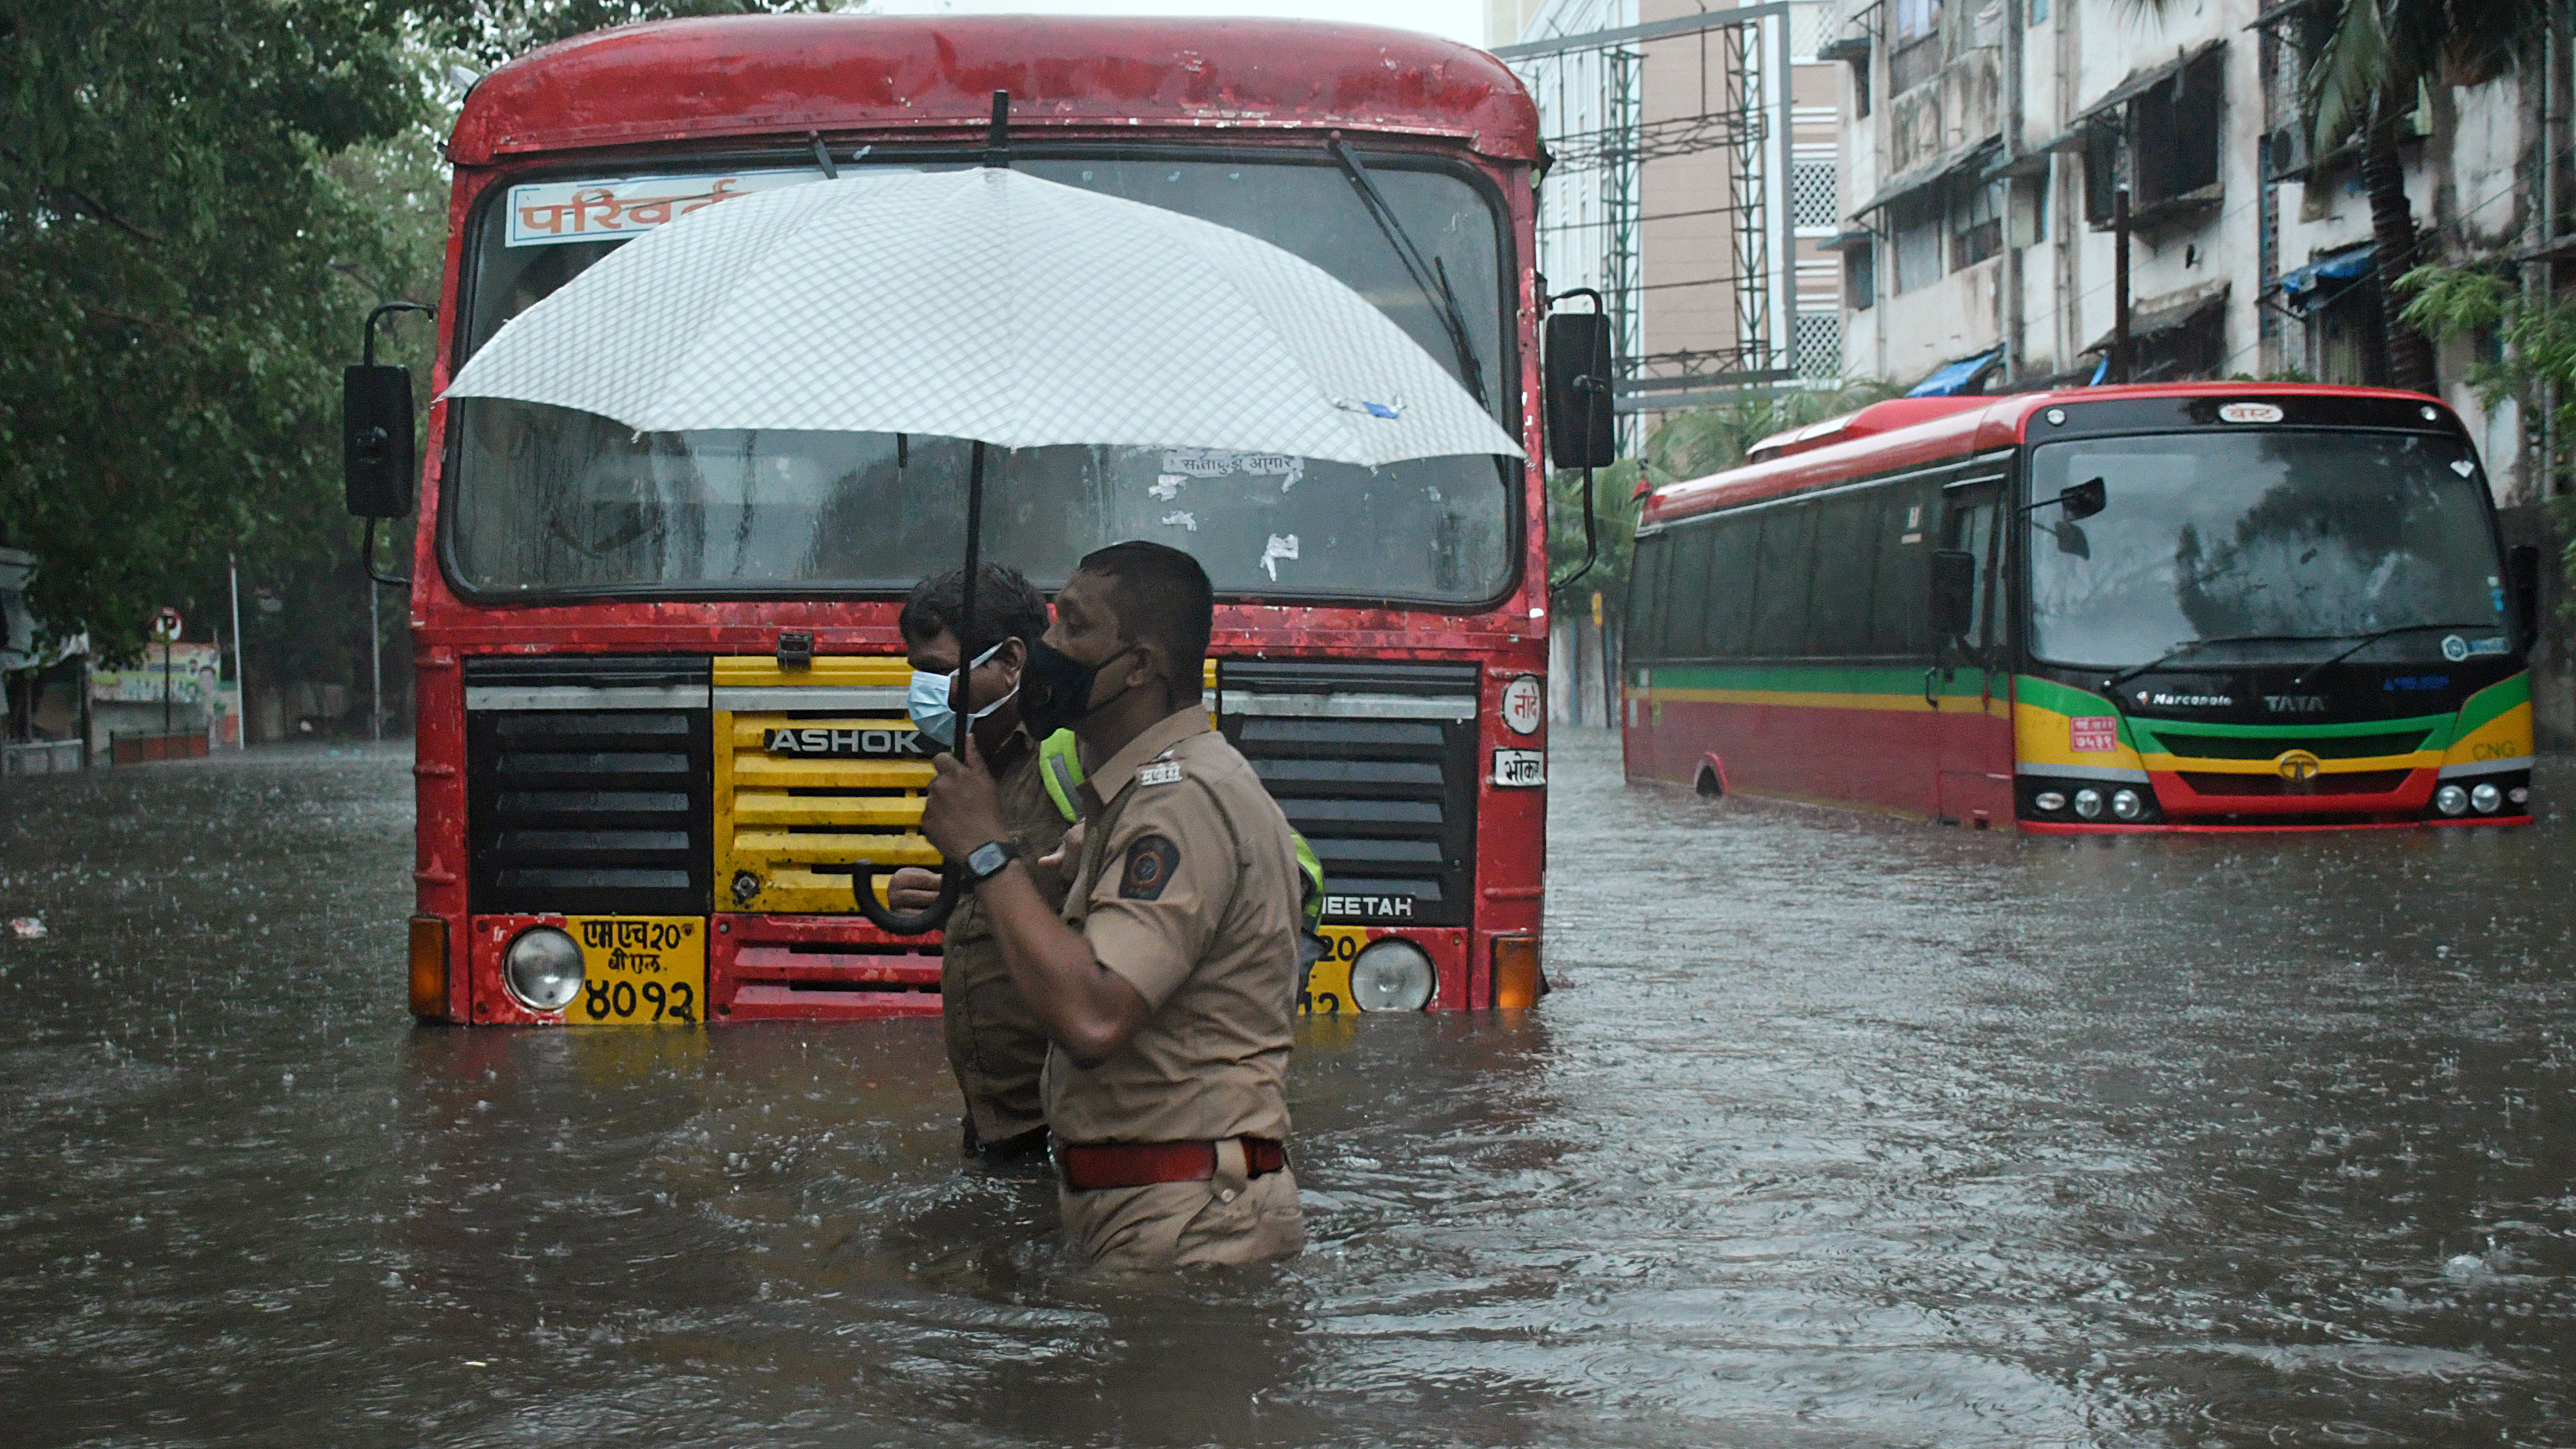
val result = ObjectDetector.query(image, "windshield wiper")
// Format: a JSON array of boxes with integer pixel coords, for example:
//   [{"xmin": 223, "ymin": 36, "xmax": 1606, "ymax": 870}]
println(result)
[
  {"xmin": 1328, "ymin": 139, "xmax": 1488, "ymax": 409},
  {"xmin": 2287, "ymin": 622, "xmax": 2496, "ymax": 689},
  {"xmin": 2103, "ymin": 633, "xmax": 2344, "ymax": 688}
]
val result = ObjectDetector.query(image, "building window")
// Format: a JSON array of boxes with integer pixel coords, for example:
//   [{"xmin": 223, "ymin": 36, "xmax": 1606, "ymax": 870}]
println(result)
[
  {"xmin": 1792, "ymin": 161, "xmax": 1840, "ymax": 231},
  {"xmin": 1890, "ymin": 0, "xmax": 1945, "ymax": 91},
  {"xmin": 2082, "ymin": 124, "xmax": 2119, "ymax": 227},
  {"xmin": 1891, "ymin": 192, "xmax": 1943, "ymax": 294},
  {"xmin": 1793, "ymin": 312, "xmax": 1844, "ymax": 380},
  {"xmin": 1951, "ymin": 178, "xmax": 2002, "ymax": 270},
  {"xmin": 2134, "ymin": 50, "xmax": 2224, "ymax": 205}
]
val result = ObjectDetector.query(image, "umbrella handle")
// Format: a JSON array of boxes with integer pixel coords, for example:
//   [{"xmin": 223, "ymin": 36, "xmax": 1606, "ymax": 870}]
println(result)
[{"xmin": 851, "ymin": 861, "xmax": 960, "ymax": 936}]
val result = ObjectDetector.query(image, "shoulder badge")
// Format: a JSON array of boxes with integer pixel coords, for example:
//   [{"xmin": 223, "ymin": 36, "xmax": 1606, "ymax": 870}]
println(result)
[
  {"xmin": 1118, "ymin": 835, "xmax": 1181, "ymax": 900},
  {"xmin": 1137, "ymin": 758, "xmax": 1184, "ymax": 787}
]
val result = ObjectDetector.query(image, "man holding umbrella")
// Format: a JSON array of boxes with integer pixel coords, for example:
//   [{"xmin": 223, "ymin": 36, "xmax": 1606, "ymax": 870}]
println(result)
[{"xmin": 918, "ymin": 542, "xmax": 1307, "ymax": 1269}]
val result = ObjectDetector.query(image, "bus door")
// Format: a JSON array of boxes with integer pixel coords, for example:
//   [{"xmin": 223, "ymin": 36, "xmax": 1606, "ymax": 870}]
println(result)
[{"xmin": 1933, "ymin": 473, "xmax": 2016, "ymax": 825}]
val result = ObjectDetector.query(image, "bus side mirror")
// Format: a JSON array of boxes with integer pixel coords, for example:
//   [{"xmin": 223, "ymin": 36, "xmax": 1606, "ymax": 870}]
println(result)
[
  {"xmin": 344, "ymin": 364, "xmax": 416, "ymax": 518},
  {"xmin": 1928, "ymin": 549, "xmax": 1977, "ymax": 640},
  {"xmin": 1544, "ymin": 311, "xmax": 1616, "ymax": 469},
  {"xmin": 2059, "ymin": 475, "xmax": 2106, "ymax": 520},
  {"xmin": 2509, "ymin": 543, "xmax": 2542, "ymax": 644}
]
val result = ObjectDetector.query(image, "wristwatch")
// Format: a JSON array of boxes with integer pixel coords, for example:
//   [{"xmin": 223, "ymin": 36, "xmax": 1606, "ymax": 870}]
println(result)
[{"xmin": 963, "ymin": 839, "xmax": 1022, "ymax": 884}]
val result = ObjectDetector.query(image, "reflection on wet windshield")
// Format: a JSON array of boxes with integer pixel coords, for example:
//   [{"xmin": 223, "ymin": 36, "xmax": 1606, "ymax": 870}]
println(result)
[
  {"xmin": 2026, "ymin": 432, "xmax": 2505, "ymax": 667},
  {"xmin": 446, "ymin": 158, "xmax": 1514, "ymax": 603}
]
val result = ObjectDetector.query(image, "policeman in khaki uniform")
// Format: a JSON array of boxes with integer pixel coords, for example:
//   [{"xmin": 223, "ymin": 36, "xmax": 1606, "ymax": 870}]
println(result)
[
  {"xmin": 887, "ymin": 565, "xmax": 1067, "ymax": 1161},
  {"xmin": 920, "ymin": 541, "xmax": 1305, "ymax": 1269}
]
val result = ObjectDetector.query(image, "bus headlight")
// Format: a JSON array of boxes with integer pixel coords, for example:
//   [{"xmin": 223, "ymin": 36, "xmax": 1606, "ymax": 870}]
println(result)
[
  {"xmin": 1349, "ymin": 940, "xmax": 1435, "ymax": 1012},
  {"xmin": 2072, "ymin": 787, "xmax": 2104, "ymax": 820},
  {"xmin": 2033, "ymin": 790, "xmax": 2068, "ymax": 813},
  {"xmin": 2110, "ymin": 788, "xmax": 2146, "ymax": 821},
  {"xmin": 2510, "ymin": 786, "xmax": 2530, "ymax": 805},
  {"xmin": 2470, "ymin": 782, "xmax": 2502, "ymax": 814},
  {"xmin": 2434, "ymin": 783, "xmax": 2470, "ymax": 817},
  {"xmin": 503, "ymin": 926, "xmax": 585, "ymax": 1012}
]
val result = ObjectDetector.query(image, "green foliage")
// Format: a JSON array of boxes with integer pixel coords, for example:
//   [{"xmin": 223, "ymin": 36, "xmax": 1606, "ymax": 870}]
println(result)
[
  {"xmin": 2400, "ymin": 262, "xmax": 2576, "ymax": 602},
  {"xmin": 0, "ymin": 0, "xmax": 823, "ymax": 691},
  {"xmin": 0, "ymin": 1, "xmax": 424, "ymax": 663},
  {"xmin": 1544, "ymin": 382, "xmax": 1901, "ymax": 619}
]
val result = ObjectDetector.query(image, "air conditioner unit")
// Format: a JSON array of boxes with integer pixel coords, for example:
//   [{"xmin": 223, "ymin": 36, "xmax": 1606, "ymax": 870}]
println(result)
[{"xmin": 2264, "ymin": 124, "xmax": 2312, "ymax": 180}]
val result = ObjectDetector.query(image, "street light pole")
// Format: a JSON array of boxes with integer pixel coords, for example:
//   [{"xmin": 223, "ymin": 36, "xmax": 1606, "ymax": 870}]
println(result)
[
  {"xmin": 369, "ymin": 577, "xmax": 381, "ymax": 743},
  {"xmin": 228, "ymin": 554, "xmax": 245, "ymax": 749}
]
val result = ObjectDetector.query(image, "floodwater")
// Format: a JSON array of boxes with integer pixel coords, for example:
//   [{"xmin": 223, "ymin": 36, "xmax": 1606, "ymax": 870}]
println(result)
[{"xmin": 2, "ymin": 734, "xmax": 2572, "ymax": 1447}]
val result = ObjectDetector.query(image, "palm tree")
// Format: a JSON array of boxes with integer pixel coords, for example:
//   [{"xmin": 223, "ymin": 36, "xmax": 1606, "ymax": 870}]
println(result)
[{"xmin": 2304, "ymin": 0, "xmax": 2548, "ymax": 393}]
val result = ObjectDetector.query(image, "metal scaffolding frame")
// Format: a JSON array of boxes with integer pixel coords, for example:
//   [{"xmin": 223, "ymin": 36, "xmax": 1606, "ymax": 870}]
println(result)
[{"xmin": 1500, "ymin": 5, "xmax": 1798, "ymax": 441}]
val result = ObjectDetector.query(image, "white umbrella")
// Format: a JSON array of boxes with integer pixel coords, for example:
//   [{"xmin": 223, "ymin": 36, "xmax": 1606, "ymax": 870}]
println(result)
[{"xmin": 441, "ymin": 165, "xmax": 1522, "ymax": 468}]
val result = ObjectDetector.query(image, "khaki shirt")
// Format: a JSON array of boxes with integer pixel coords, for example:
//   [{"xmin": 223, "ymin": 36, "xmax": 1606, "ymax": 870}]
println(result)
[{"xmin": 1043, "ymin": 705, "xmax": 1302, "ymax": 1146}]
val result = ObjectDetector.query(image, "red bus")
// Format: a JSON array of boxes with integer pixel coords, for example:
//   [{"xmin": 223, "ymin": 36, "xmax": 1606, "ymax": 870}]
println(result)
[
  {"xmin": 358, "ymin": 16, "xmax": 1562, "ymax": 1025},
  {"xmin": 1622, "ymin": 384, "xmax": 2541, "ymax": 831}
]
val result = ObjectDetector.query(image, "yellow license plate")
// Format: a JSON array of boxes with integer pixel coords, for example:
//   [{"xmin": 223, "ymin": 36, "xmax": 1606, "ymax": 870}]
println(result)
[
  {"xmin": 563, "ymin": 916, "xmax": 706, "ymax": 1026},
  {"xmin": 1298, "ymin": 925, "xmax": 1368, "ymax": 1015}
]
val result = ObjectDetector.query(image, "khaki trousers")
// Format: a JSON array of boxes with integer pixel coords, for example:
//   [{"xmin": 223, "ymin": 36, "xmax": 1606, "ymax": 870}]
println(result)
[
  {"xmin": 1057, "ymin": 1140, "xmax": 1305, "ymax": 1270},
  {"xmin": 941, "ymin": 937, "xmax": 1050, "ymax": 1147}
]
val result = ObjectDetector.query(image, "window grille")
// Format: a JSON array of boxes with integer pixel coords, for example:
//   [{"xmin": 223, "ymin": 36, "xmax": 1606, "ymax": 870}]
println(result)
[
  {"xmin": 1792, "ymin": 161, "xmax": 1840, "ymax": 231},
  {"xmin": 1793, "ymin": 311, "xmax": 1844, "ymax": 380}
]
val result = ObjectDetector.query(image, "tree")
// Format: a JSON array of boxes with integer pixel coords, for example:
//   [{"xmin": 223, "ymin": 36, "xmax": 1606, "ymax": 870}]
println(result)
[
  {"xmin": 0, "ymin": 1, "xmax": 422, "ymax": 661},
  {"xmin": 1, "ymin": 1, "xmax": 826, "ymax": 673},
  {"xmin": 2301, "ymin": 0, "xmax": 2547, "ymax": 393}
]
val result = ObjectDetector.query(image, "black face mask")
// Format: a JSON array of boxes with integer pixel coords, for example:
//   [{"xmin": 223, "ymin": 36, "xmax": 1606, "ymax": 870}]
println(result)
[{"xmin": 1017, "ymin": 639, "xmax": 1139, "ymax": 738}]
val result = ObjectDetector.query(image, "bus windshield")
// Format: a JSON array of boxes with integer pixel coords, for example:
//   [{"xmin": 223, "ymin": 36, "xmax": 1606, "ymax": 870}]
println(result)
[
  {"xmin": 444, "ymin": 155, "xmax": 1514, "ymax": 606},
  {"xmin": 2025, "ymin": 431, "xmax": 2508, "ymax": 669}
]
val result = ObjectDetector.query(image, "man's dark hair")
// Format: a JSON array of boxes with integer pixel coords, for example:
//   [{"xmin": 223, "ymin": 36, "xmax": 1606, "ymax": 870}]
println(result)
[
  {"xmin": 897, "ymin": 563, "xmax": 1050, "ymax": 655},
  {"xmin": 1076, "ymin": 541, "xmax": 1212, "ymax": 705}
]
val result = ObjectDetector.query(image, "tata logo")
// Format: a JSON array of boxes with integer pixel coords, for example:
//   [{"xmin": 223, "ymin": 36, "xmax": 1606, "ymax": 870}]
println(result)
[
  {"xmin": 2263, "ymin": 694, "xmax": 2328, "ymax": 713},
  {"xmin": 2218, "ymin": 401, "xmax": 2285, "ymax": 424},
  {"xmin": 2274, "ymin": 749, "xmax": 2323, "ymax": 783}
]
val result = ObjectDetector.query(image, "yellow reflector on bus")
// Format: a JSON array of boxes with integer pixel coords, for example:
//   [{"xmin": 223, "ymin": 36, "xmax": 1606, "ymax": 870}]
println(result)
[
  {"xmin": 1492, "ymin": 933, "xmax": 1540, "ymax": 1011},
  {"xmin": 408, "ymin": 916, "xmax": 448, "ymax": 1020}
]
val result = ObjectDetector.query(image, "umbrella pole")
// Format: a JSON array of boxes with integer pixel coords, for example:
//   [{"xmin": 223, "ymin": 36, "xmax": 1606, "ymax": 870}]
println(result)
[
  {"xmin": 851, "ymin": 437, "xmax": 984, "ymax": 938},
  {"xmin": 956, "ymin": 438, "xmax": 984, "ymax": 708}
]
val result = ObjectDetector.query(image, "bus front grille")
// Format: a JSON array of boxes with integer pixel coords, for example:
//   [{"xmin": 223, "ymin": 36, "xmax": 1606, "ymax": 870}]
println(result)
[
  {"xmin": 464, "ymin": 656, "xmax": 712, "ymax": 915},
  {"xmin": 2177, "ymin": 768, "xmax": 2414, "ymax": 797},
  {"xmin": 1218, "ymin": 660, "xmax": 1480, "ymax": 928},
  {"xmin": 711, "ymin": 656, "xmax": 936, "ymax": 917}
]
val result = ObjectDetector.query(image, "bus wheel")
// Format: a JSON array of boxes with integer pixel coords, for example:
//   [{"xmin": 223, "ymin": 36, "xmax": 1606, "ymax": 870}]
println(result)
[{"xmin": 1694, "ymin": 765, "xmax": 1724, "ymax": 798}]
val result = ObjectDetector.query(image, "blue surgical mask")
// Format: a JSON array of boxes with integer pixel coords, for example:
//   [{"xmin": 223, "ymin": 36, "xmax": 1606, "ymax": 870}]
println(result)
[{"xmin": 907, "ymin": 640, "xmax": 1013, "ymax": 751}]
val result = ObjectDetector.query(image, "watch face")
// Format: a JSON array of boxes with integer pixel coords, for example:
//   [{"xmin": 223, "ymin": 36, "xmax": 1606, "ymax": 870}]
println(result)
[{"xmin": 968, "ymin": 842, "xmax": 1009, "ymax": 878}]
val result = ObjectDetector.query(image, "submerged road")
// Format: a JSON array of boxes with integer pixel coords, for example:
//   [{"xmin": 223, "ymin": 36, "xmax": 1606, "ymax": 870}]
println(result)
[{"xmin": 1, "ymin": 734, "xmax": 2570, "ymax": 1446}]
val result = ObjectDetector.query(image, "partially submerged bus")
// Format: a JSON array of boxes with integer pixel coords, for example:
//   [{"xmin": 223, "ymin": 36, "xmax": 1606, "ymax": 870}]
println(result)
[
  {"xmin": 360, "ymin": 16, "xmax": 1564, "ymax": 1023},
  {"xmin": 1623, "ymin": 385, "xmax": 2542, "ymax": 831}
]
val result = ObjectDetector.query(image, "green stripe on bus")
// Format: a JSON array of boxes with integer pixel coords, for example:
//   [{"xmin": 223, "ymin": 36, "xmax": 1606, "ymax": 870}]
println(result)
[
  {"xmin": 2452, "ymin": 671, "xmax": 2532, "ymax": 737},
  {"xmin": 2132, "ymin": 712, "xmax": 2457, "ymax": 755}
]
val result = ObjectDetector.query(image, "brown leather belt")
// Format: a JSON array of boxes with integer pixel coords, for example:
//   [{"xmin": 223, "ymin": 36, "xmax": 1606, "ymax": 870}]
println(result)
[{"xmin": 1054, "ymin": 1137, "xmax": 1286, "ymax": 1192}]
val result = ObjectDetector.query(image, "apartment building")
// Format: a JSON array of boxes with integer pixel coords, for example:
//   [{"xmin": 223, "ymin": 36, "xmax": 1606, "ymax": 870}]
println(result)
[{"xmin": 1825, "ymin": 0, "xmax": 2545, "ymax": 496}]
